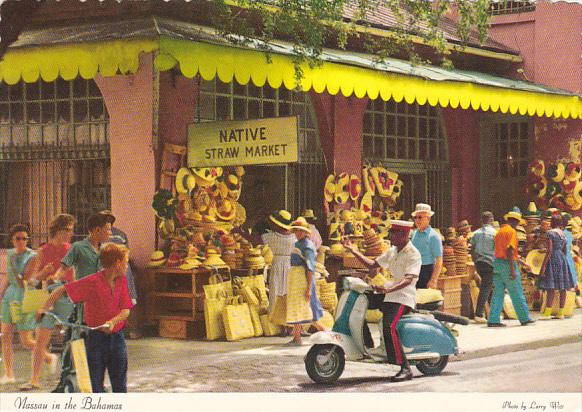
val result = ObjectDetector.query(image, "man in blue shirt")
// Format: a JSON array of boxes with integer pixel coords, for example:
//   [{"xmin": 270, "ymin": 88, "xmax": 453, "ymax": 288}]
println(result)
[
  {"xmin": 469, "ymin": 211, "xmax": 497, "ymax": 323},
  {"xmin": 411, "ymin": 203, "xmax": 443, "ymax": 289}
]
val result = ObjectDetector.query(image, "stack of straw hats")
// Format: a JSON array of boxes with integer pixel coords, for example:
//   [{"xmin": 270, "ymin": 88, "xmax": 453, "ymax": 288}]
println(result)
[
  {"xmin": 453, "ymin": 237, "xmax": 469, "ymax": 277},
  {"xmin": 245, "ymin": 247, "xmax": 265, "ymax": 270},
  {"xmin": 443, "ymin": 245, "xmax": 457, "ymax": 277},
  {"xmin": 363, "ymin": 228, "xmax": 383, "ymax": 257}
]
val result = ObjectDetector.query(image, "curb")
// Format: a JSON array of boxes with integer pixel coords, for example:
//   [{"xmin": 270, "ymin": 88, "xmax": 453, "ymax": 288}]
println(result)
[{"xmin": 453, "ymin": 333, "xmax": 582, "ymax": 362}]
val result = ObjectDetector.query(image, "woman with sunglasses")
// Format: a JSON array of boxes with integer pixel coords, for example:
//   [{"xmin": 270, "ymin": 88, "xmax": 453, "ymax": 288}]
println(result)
[
  {"xmin": 0, "ymin": 224, "xmax": 38, "ymax": 385},
  {"xmin": 21, "ymin": 214, "xmax": 77, "ymax": 391}
]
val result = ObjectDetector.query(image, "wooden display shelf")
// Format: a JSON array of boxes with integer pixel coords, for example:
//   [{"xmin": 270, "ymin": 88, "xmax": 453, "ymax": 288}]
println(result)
[{"xmin": 146, "ymin": 267, "xmax": 213, "ymax": 339}]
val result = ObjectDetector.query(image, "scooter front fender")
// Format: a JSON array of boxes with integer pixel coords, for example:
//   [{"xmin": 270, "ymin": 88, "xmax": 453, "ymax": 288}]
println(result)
[{"xmin": 309, "ymin": 331, "xmax": 363, "ymax": 361}]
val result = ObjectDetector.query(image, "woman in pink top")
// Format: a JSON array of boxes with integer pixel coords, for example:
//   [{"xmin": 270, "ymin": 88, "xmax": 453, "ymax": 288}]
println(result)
[{"xmin": 21, "ymin": 214, "xmax": 76, "ymax": 391}]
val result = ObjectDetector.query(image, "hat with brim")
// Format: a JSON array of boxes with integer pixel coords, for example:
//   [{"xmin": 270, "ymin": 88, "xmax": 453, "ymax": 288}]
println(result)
[
  {"xmin": 269, "ymin": 210, "xmax": 293, "ymax": 230},
  {"xmin": 334, "ymin": 173, "xmax": 350, "ymax": 204},
  {"xmin": 146, "ymin": 251, "xmax": 166, "ymax": 268},
  {"xmin": 523, "ymin": 201, "xmax": 541, "ymax": 217},
  {"xmin": 176, "ymin": 168, "xmax": 196, "ymax": 194},
  {"xmin": 504, "ymin": 208, "xmax": 525, "ymax": 225},
  {"xmin": 329, "ymin": 243, "xmax": 345, "ymax": 255},
  {"xmin": 301, "ymin": 209, "xmax": 317, "ymax": 220},
  {"xmin": 525, "ymin": 250, "xmax": 547, "ymax": 275},
  {"xmin": 179, "ymin": 258, "xmax": 202, "ymax": 271},
  {"xmin": 204, "ymin": 253, "xmax": 227, "ymax": 268},
  {"xmin": 411, "ymin": 203, "xmax": 434, "ymax": 217},
  {"xmin": 217, "ymin": 199, "xmax": 236, "ymax": 221},
  {"xmin": 192, "ymin": 168, "xmax": 216, "ymax": 187},
  {"xmin": 324, "ymin": 175, "xmax": 336, "ymax": 203},
  {"xmin": 349, "ymin": 175, "xmax": 362, "ymax": 201},
  {"xmin": 291, "ymin": 217, "xmax": 311, "ymax": 234},
  {"xmin": 360, "ymin": 191, "xmax": 373, "ymax": 213},
  {"xmin": 328, "ymin": 222, "xmax": 341, "ymax": 241}
]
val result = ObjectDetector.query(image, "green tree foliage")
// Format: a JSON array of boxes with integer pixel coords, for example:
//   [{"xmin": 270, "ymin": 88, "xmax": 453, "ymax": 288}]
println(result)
[{"xmin": 209, "ymin": 0, "xmax": 492, "ymax": 85}]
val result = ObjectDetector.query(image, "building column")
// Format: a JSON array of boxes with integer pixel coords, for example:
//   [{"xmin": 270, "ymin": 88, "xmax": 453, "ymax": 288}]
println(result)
[
  {"xmin": 95, "ymin": 53, "xmax": 156, "ymax": 289},
  {"xmin": 310, "ymin": 92, "xmax": 368, "ymax": 211},
  {"xmin": 443, "ymin": 108, "xmax": 481, "ymax": 225}
]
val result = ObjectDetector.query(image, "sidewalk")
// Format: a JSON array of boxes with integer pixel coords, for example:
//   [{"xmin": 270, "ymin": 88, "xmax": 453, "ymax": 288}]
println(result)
[{"xmin": 126, "ymin": 307, "xmax": 582, "ymax": 362}]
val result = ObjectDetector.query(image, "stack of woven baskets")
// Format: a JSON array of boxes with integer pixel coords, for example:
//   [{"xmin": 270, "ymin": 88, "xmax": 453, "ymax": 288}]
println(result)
[
  {"xmin": 443, "ymin": 245, "xmax": 456, "ymax": 277},
  {"xmin": 221, "ymin": 234, "xmax": 238, "ymax": 269},
  {"xmin": 245, "ymin": 247, "xmax": 265, "ymax": 270},
  {"xmin": 317, "ymin": 279, "xmax": 338, "ymax": 313},
  {"xmin": 453, "ymin": 237, "xmax": 469, "ymax": 277},
  {"xmin": 363, "ymin": 228, "xmax": 383, "ymax": 257}
]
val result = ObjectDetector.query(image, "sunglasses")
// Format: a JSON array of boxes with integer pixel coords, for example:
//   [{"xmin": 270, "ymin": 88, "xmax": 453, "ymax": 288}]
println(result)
[
  {"xmin": 14, "ymin": 237, "xmax": 29, "ymax": 241},
  {"xmin": 413, "ymin": 216, "xmax": 427, "ymax": 220}
]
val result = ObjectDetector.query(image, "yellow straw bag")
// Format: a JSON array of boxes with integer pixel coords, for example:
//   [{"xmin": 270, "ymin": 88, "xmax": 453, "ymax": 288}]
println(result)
[
  {"xmin": 249, "ymin": 305, "xmax": 264, "ymax": 337},
  {"xmin": 260, "ymin": 314, "xmax": 282, "ymax": 336},
  {"xmin": 366, "ymin": 273, "xmax": 389, "ymax": 287},
  {"xmin": 285, "ymin": 265, "xmax": 313, "ymax": 324},
  {"xmin": 318, "ymin": 310, "xmax": 335, "ymax": 329},
  {"xmin": 70, "ymin": 338, "xmax": 92, "ymax": 393},
  {"xmin": 22, "ymin": 287, "xmax": 49, "ymax": 314},
  {"xmin": 204, "ymin": 290, "xmax": 228, "ymax": 341},
  {"xmin": 203, "ymin": 273, "xmax": 233, "ymax": 300},
  {"xmin": 540, "ymin": 290, "xmax": 576, "ymax": 317},
  {"xmin": 222, "ymin": 296, "xmax": 254, "ymax": 341},
  {"xmin": 233, "ymin": 277, "xmax": 259, "ymax": 306},
  {"xmin": 243, "ymin": 274, "xmax": 269, "ymax": 310},
  {"xmin": 9, "ymin": 300, "xmax": 22, "ymax": 323}
]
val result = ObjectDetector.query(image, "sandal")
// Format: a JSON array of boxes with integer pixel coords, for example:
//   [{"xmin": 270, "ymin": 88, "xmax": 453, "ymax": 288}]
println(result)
[{"xmin": 19, "ymin": 382, "xmax": 41, "ymax": 391}]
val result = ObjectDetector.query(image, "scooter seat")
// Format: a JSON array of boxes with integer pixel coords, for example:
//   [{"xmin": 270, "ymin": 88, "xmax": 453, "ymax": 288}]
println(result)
[{"xmin": 416, "ymin": 301, "xmax": 442, "ymax": 311}]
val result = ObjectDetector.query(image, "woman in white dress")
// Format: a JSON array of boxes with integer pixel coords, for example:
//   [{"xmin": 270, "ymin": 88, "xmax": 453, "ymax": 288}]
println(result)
[{"xmin": 261, "ymin": 210, "xmax": 296, "ymax": 312}]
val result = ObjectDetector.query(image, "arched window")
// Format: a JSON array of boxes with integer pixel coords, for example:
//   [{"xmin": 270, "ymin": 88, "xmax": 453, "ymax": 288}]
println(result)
[{"xmin": 0, "ymin": 78, "xmax": 110, "ymax": 247}]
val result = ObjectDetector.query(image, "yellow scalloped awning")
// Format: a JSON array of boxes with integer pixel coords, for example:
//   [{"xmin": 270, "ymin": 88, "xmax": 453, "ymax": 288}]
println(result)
[
  {"xmin": 0, "ymin": 39, "xmax": 158, "ymax": 84},
  {"xmin": 155, "ymin": 38, "xmax": 582, "ymax": 119},
  {"xmin": 1, "ymin": 36, "xmax": 580, "ymax": 119}
]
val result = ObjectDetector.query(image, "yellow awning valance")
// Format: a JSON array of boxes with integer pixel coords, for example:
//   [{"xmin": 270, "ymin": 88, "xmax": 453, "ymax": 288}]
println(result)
[
  {"xmin": 0, "ymin": 39, "xmax": 158, "ymax": 84},
  {"xmin": 155, "ymin": 37, "xmax": 582, "ymax": 119},
  {"xmin": 1, "ymin": 35, "xmax": 580, "ymax": 119}
]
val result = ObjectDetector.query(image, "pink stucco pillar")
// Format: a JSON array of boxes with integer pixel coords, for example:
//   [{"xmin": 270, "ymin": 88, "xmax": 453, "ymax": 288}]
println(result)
[
  {"xmin": 94, "ymin": 54, "xmax": 156, "ymax": 271},
  {"xmin": 158, "ymin": 72, "xmax": 199, "ymax": 147},
  {"xmin": 310, "ymin": 92, "xmax": 368, "ymax": 211},
  {"xmin": 443, "ymin": 108, "xmax": 481, "ymax": 225}
]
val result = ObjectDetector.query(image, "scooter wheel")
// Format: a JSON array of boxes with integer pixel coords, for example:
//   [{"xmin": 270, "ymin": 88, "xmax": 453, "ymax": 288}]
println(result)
[
  {"xmin": 305, "ymin": 344, "xmax": 345, "ymax": 384},
  {"xmin": 416, "ymin": 355, "xmax": 449, "ymax": 376}
]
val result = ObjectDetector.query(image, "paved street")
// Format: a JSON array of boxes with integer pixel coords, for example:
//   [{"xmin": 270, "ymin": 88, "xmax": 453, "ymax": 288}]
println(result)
[{"xmin": 1, "ymin": 309, "xmax": 580, "ymax": 393}]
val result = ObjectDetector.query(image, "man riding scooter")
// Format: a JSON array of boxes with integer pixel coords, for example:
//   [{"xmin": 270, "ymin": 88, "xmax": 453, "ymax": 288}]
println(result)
[{"xmin": 342, "ymin": 220, "xmax": 421, "ymax": 382}]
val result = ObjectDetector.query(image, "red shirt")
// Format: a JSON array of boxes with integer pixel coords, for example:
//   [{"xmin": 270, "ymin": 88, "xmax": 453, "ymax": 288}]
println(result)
[
  {"xmin": 39, "ymin": 243, "xmax": 74, "ymax": 283},
  {"xmin": 65, "ymin": 271, "xmax": 133, "ymax": 333}
]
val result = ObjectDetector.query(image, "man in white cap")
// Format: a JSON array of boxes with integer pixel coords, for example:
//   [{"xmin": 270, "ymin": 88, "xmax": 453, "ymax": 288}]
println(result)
[
  {"xmin": 411, "ymin": 203, "xmax": 443, "ymax": 289},
  {"xmin": 343, "ymin": 220, "xmax": 420, "ymax": 382}
]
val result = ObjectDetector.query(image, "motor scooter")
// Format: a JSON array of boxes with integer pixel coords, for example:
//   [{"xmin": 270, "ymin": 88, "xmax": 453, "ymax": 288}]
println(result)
[{"xmin": 304, "ymin": 277, "xmax": 469, "ymax": 384}]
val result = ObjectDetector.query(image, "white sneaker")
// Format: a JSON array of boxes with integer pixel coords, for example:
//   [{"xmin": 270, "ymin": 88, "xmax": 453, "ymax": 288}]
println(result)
[
  {"xmin": 0, "ymin": 376, "xmax": 16, "ymax": 385},
  {"xmin": 46, "ymin": 353, "xmax": 59, "ymax": 375},
  {"xmin": 474, "ymin": 316, "xmax": 487, "ymax": 324}
]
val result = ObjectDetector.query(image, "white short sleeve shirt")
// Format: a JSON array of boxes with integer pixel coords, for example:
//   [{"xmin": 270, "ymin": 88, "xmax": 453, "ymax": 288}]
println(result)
[{"xmin": 375, "ymin": 242, "xmax": 421, "ymax": 308}]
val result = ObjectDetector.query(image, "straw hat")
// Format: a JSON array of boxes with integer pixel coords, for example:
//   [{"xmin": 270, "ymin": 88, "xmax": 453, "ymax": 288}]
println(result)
[
  {"xmin": 456, "ymin": 219, "xmax": 472, "ymax": 232},
  {"xmin": 329, "ymin": 243, "xmax": 345, "ymax": 256},
  {"xmin": 349, "ymin": 175, "xmax": 362, "ymax": 201},
  {"xmin": 328, "ymin": 222, "xmax": 342, "ymax": 241},
  {"xmin": 504, "ymin": 207, "xmax": 525, "ymax": 225},
  {"xmin": 324, "ymin": 175, "xmax": 336, "ymax": 203},
  {"xmin": 217, "ymin": 199, "xmax": 236, "ymax": 221},
  {"xmin": 179, "ymin": 258, "xmax": 202, "ymax": 271},
  {"xmin": 525, "ymin": 250, "xmax": 547, "ymax": 275},
  {"xmin": 291, "ymin": 217, "xmax": 311, "ymax": 234},
  {"xmin": 334, "ymin": 173, "xmax": 350, "ymax": 204},
  {"xmin": 226, "ymin": 173, "xmax": 241, "ymax": 201},
  {"xmin": 204, "ymin": 252, "xmax": 227, "ymax": 268},
  {"xmin": 301, "ymin": 209, "xmax": 317, "ymax": 220},
  {"xmin": 269, "ymin": 210, "xmax": 293, "ymax": 230},
  {"xmin": 146, "ymin": 251, "xmax": 166, "ymax": 268},
  {"xmin": 176, "ymin": 167, "xmax": 196, "ymax": 194},
  {"xmin": 547, "ymin": 163, "xmax": 565, "ymax": 183},
  {"xmin": 360, "ymin": 191, "xmax": 373, "ymax": 213},
  {"xmin": 411, "ymin": 203, "xmax": 434, "ymax": 217},
  {"xmin": 524, "ymin": 201, "xmax": 541, "ymax": 217}
]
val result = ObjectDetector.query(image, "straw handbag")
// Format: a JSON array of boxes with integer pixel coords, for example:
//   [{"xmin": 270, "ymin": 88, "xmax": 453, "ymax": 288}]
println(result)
[
  {"xmin": 22, "ymin": 287, "xmax": 49, "ymax": 314},
  {"xmin": 233, "ymin": 277, "xmax": 259, "ymax": 306},
  {"xmin": 204, "ymin": 290, "xmax": 228, "ymax": 340},
  {"xmin": 260, "ymin": 314, "xmax": 282, "ymax": 336},
  {"xmin": 248, "ymin": 304, "xmax": 264, "ymax": 337},
  {"xmin": 242, "ymin": 273, "xmax": 269, "ymax": 310},
  {"xmin": 317, "ymin": 278, "xmax": 338, "ymax": 311},
  {"xmin": 203, "ymin": 273, "xmax": 233, "ymax": 300},
  {"xmin": 540, "ymin": 290, "xmax": 576, "ymax": 317},
  {"xmin": 222, "ymin": 296, "xmax": 254, "ymax": 341}
]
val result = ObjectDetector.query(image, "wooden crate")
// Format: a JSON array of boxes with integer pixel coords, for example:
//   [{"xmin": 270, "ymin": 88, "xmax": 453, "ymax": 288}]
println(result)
[
  {"xmin": 159, "ymin": 319, "xmax": 196, "ymax": 339},
  {"xmin": 437, "ymin": 275, "xmax": 463, "ymax": 315}
]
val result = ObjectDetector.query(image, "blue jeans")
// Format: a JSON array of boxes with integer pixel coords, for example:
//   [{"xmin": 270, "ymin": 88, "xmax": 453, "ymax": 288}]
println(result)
[{"xmin": 85, "ymin": 330, "xmax": 128, "ymax": 393}]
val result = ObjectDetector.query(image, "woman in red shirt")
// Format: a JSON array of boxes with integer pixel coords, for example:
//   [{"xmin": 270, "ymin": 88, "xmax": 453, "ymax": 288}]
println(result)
[{"xmin": 21, "ymin": 214, "xmax": 76, "ymax": 391}]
